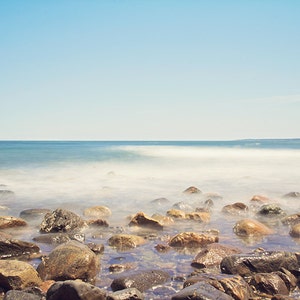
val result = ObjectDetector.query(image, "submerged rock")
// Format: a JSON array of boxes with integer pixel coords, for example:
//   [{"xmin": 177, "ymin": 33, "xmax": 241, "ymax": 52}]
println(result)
[
  {"xmin": 0, "ymin": 216, "xmax": 27, "ymax": 229},
  {"xmin": 185, "ymin": 211, "xmax": 210, "ymax": 222},
  {"xmin": 281, "ymin": 213, "xmax": 300, "ymax": 226},
  {"xmin": 222, "ymin": 202, "xmax": 248, "ymax": 216},
  {"xmin": 46, "ymin": 280, "xmax": 106, "ymax": 300},
  {"xmin": 150, "ymin": 197, "xmax": 170, "ymax": 206},
  {"xmin": 172, "ymin": 201, "xmax": 193, "ymax": 212},
  {"xmin": 191, "ymin": 243, "xmax": 242, "ymax": 269},
  {"xmin": 151, "ymin": 214, "xmax": 174, "ymax": 226},
  {"xmin": 33, "ymin": 232, "xmax": 85, "ymax": 244},
  {"xmin": 128, "ymin": 212, "xmax": 163, "ymax": 230},
  {"xmin": 108, "ymin": 234, "xmax": 146, "ymax": 250},
  {"xmin": 19, "ymin": 208, "xmax": 52, "ymax": 221},
  {"xmin": 111, "ymin": 270, "xmax": 170, "ymax": 292},
  {"xmin": 40, "ymin": 208, "xmax": 86, "ymax": 233},
  {"xmin": 0, "ymin": 260, "xmax": 42, "ymax": 291},
  {"xmin": 166, "ymin": 209, "xmax": 185, "ymax": 219},
  {"xmin": 233, "ymin": 218, "xmax": 273, "ymax": 236},
  {"xmin": 289, "ymin": 223, "xmax": 300, "ymax": 238},
  {"xmin": 37, "ymin": 241, "xmax": 100, "ymax": 284},
  {"xmin": 220, "ymin": 251, "xmax": 300, "ymax": 276},
  {"xmin": 107, "ymin": 287, "xmax": 144, "ymax": 300},
  {"xmin": 83, "ymin": 206, "xmax": 111, "ymax": 218},
  {"xmin": 250, "ymin": 194, "xmax": 271, "ymax": 205},
  {"xmin": 169, "ymin": 232, "xmax": 218, "ymax": 248},
  {"xmin": 86, "ymin": 219, "xmax": 109, "ymax": 227},
  {"xmin": 283, "ymin": 192, "xmax": 300, "ymax": 198}
]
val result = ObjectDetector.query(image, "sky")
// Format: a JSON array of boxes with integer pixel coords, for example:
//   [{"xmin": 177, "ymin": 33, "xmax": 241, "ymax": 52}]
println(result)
[{"xmin": 1, "ymin": 0, "xmax": 299, "ymax": 140}]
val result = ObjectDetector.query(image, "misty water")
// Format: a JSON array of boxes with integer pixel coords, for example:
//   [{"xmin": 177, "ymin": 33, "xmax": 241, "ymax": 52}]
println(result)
[{"xmin": 1, "ymin": 140, "xmax": 300, "ymax": 297}]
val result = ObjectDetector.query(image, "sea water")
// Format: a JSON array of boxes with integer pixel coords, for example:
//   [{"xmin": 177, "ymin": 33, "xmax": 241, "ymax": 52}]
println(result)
[{"xmin": 1, "ymin": 140, "xmax": 300, "ymax": 295}]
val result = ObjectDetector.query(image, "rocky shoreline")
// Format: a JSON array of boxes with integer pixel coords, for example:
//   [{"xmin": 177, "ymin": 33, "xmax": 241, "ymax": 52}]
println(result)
[{"xmin": 0, "ymin": 188, "xmax": 300, "ymax": 299}]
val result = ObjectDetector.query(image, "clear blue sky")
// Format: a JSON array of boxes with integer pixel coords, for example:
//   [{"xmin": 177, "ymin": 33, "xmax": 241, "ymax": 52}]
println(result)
[{"xmin": 1, "ymin": 1, "xmax": 299, "ymax": 140}]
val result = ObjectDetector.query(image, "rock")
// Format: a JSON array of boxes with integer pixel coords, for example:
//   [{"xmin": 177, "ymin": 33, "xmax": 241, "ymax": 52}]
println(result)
[
  {"xmin": 151, "ymin": 214, "xmax": 174, "ymax": 226},
  {"xmin": 171, "ymin": 281, "xmax": 234, "ymax": 300},
  {"xmin": 83, "ymin": 206, "xmax": 111, "ymax": 218},
  {"xmin": 0, "ymin": 234, "xmax": 40, "ymax": 259},
  {"xmin": 154, "ymin": 243, "xmax": 171, "ymax": 253},
  {"xmin": 250, "ymin": 194, "xmax": 271, "ymax": 204},
  {"xmin": 184, "ymin": 273, "xmax": 252, "ymax": 300},
  {"xmin": 233, "ymin": 218, "xmax": 273, "ymax": 236},
  {"xmin": 191, "ymin": 243, "xmax": 242, "ymax": 269},
  {"xmin": 281, "ymin": 213, "xmax": 300, "ymax": 226},
  {"xmin": 39, "ymin": 280, "xmax": 55, "ymax": 294},
  {"xmin": 183, "ymin": 186, "xmax": 202, "ymax": 194},
  {"xmin": 40, "ymin": 208, "xmax": 87, "ymax": 233},
  {"xmin": 108, "ymin": 263, "xmax": 136, "ymax": 273},
  {"xmin": 3, "ymin": 290, "xmax": 42, "ymax": 300},
  {"xmin": 0, "ymin": 260, "xmax": 42, "ymax": 291},
  {"xmin": 168, "ymin": 232, "xmax": 218, "ymax": 248},
  {"xmin": 86, "ymin": 242, "xmax": 104, "ymax": 254},
  {"xmin": 86, "ymin": 219, "xmax": 109, "ymax": 227},
  {"xmin": 283, "ymin": 192, "xmax": 300, "ymax": 198},
  {"xmin": 46, "ymin": 280, "xmax": 106, "ymax": 300},
  {"xmin": 111, "ymin": 270, "xmax": 170, "ymax": 292},
  {"xmin": 166, "ymin": 209, "xmax": 185, "ymax": 219},
  {"xmin": 150, "ymin": 197, "xmax": 170, "ymax": 206},
  {"xmin": 33, "ymin": 232, "xmax": 85, "ymax": 244},
  {"xmin": 0, "ymin": 216, "xmax": 27, "ymax": 229},
  {"xmin": 222, "ymin": 202, "xmax": 248, "ymax": 216},
  {"xmin": 0, "ymin": 190, "xmax": 14, "ymax": 202},
  {"xmin": 220, "ymin": 251, "xmax": 300, "ymax": 276},
  {"xmin": 172, "ymin": 202, "xmax": 193, "ymax": 212},
  {"xmin": 37, "ymin": 241, "xmax": 100, "ymax": 284},
  {"xmin": 128, "ymin": 212, "xmax": 163, "ymax": 230},
  {"xmin": 19, "ymin": 209, "xmax": 52, "ymax": 221},
  {"xmin": 108, "ymin": 234, "xmax": 146, "ymax": 250},
  {"xmin": 289, "ymin": 223, "xmax": 300, "ymax": 238},
  {"xmin": 185, "ymin": 211, "xmax": 210, "ymax": 222},
  {"xmin": 203, "ymin": 192, "xmax": 222, "ymax": 200},
  {"xmin": 258, "ymin": 204, "xmax": 286, "ymax": 217},
  {"xmin": 107, "ymin": 288, "xmax": 144, "ymax": 300}
]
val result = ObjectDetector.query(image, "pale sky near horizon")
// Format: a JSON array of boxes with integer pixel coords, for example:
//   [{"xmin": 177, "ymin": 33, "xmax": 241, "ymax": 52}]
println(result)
[{"xmin": 1, "ymin": 1, "xmax": 299, "ymax": 140}]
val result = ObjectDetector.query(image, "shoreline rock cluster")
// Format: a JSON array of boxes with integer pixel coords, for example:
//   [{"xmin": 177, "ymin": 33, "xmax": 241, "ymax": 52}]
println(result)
[{"xmin": 0, "ymin": 187, "xmax": 300, "ymax": 299}]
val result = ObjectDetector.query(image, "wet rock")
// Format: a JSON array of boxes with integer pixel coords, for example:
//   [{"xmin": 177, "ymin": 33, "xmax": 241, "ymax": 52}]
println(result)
[
  {"xmin": 258, "ymin": 204, "xmax": 286, "ymax": 217},
  {"xmin": 172, "ymin": 202, "xmax": 193, "ymax": 212},
  {"xmin": 37, "ymin": 241, "xmax": 100, "ymax": 284},
  {"xmin": 289, "ymin": 223, "xmax": 300, "ymax": 238},
  {"xmin": 83, "ymin": 206, "xmax": 111, "ymax": 218},
  {"xmin": 169, "ymin": 232, "xmax": 218, "ymax": 248},
  {"xmin": 108, "ymin": 234, "xmax": 146, "ymax": 250},
  {"xmin": 283, "ymin": 192, "xmax": 300, "ymax": 198},
  {"xmin": 171, "ymin": 281, "xmax": 234, "ymax": 300},
  {"xmin": 46, "ymin": 280, "xmax": 106, "ymax": 300},
  {"xmin": 109, "ymin": 263, "xmax": 136, "ymax": 273},
  {"xmin": 151, "ymin": 214, "xmax": 174, "ymax": 226},
  {"xmin": 107, "ymin": 287, "xmax": 144, "ymax": 300},
  {"xmin": 0, "ymin": 216, "xmax": 27, "ymax": 229},
  {"xmin": 271, "ymin": 295, "xmax": 295, "ymax": 300},
  {"xmin": 222, "ymin": 202, "xmax": 248, "ymax": 216},
  {"xmin": 184, "ymin": 273, "xmax": 252, "ymax": 300},
  {"xmin": 128, "ymin": 212, "xmax": 163, "ymax": 230},
  {"xmin": 0, "ymin": 260, "xmax": 42, "ymax": 291},
  {"xmin": 183, "ymin": 186, "xmax": 202, "ymax": 194},
  {"xmin": 3, "ymin": 290, "xmax": 42, "ymax": 300},
  {"xmin": 203, "ymin": 192, "xmax": 222, "ymax": 200},
  {"xmin": 154, "ymin": 243, "xmax": 171, "ymax": 253},
  {"xmin": 185, "ymin": 211, "xmax": 210, "ymax": 222},
  {"xmin": 166, "ymin": 209, "xmax": 185, "ymax": 219},
  {"xmin": 282, "ymin": 213, "xmax": 300, "ymax": 226},
  {"xmin": 40, "ymin": 208, "xmax": 87, "ymax": 233},
  {"xmin": 86, "ymin": 219, "xmax": 109, "ymax": 227},
  {"xmin": 191, "ymin": 243, "xmax": 242, "ymax": 269},
  {"xmin": 111, "ymin": 270, "xmax": 170, "ymax": 292},
  {"xmin": 0, "ymin": 234, "xmax": 40, "ymax": 259},
  {"xmin": 150, "ymin": 197, "xmax": 170, "ymax": 206},
  {"xmin": 19, "ymin": 209, "xmax": 52, "ymax": 221},
  {"xmin": 220, "ymin": 251, "xmax": 300, "ymax": 276},
  {"xmin": 33, "ymin": 232, "xmax": 85, "ymax": 245},
  {"xmin": 250, "ymin": 272, "xmax": 289, "ymax": 295},
  {"xmin": 250, "ymin": 194, "xmax": 271, "ymax": 204},
  {"xmin": 86, "ymin": 242, "xmax": 104, "ymax": 254},
  {"xmin": 233, "ymin": 218, "xmax": 273, "ymax": 236}
]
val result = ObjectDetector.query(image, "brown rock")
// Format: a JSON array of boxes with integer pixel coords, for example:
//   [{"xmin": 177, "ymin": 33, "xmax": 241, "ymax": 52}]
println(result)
[
  {"xmin": 107, "ymin": 288, "xmax": 144, "ymax": 300},
  {"xmin": 233, "ymin": 218, "xmax": 273, "ymax": 236},
  {"xmin": 39, "ymin": 280, "xmax": 55, "ymax": 294},
  {"xmin": 169, "ymin": 232, "xmax": 218, "ymax": 248},
  {"xmin": 222, "ymin": 202, "xmax": 248, "ymax": 216},
  {"xmin": 191, "ymin": 243, "xmax": 242, "ymax": 269},
  {"xmin": 108, "ymin": 234, "xmax": 146, "ymax": 250},
  {"xmin": 183, "ymin": 186, "xmax": 202, "ymax": 194},
  {"xmin": 185, "ymin": 211, "xmax": 210, "ymax": 222},
  {"xmin": 84, "ymin": 206, "xmax": 111, "ymax": 218},
  {"xmin": 289, "ymin": 223, "xmax": 300, "ymax": 238},
  {"xmin": 0, "ymin": 216, "xmax": 27, "ymax": 229},
  {"xmin": 37, "ymin": 241, "xmax": 100, "ymax": 284},
  {"xmin": 151, "ymin": 214, "xmax": 174, "ymax": 226},
  {"xmin": 0, "ymin": 260, "xmax": 42, "ymax": 291},
  {"xmin": 282, "ymin": 213, "xmax": 300, "ymax": 226},
  {"xmin": 166, "ymin": 209, "xmax": 185, "ymax": 219},
  {"xmin": 19, "ymin": 208, "xmax": 52, "ymax": 221},
  {"xmin": 86, "ymin": 219, "xmax": 109, "ymax": 227},
  {"xmin": 128, "ymin": 212, "xmax": 163, "ymax": 230},
  {"xmin": 250, "ymin": 195, "xmax": 271, "ymax": 204}
]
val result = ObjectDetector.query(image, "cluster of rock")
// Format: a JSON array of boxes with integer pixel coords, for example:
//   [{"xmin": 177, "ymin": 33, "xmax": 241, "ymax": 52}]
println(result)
[{"xmin": 0, "ymin": 187, "xmax": 300, "ymax": 299}]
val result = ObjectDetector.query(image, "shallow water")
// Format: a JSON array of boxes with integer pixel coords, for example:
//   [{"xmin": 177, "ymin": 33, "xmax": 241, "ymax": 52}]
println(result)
[{"xmin": 1, "ymin": 140, "xmax": 300, "ymax": 298}]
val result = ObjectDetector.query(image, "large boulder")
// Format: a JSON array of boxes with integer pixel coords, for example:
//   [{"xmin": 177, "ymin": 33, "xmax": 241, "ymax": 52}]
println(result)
[
  {"xmin": 233, "ymin": 218, "xmax": 273, "ymax": 236},
  {"xmin": 220, "ymin": 251, "xmax": 300, "ymax": 276},
  {"xmin": 40, "ymin": 208, "xmax": 86, "ymax": 233},
  {"xmin": 169, "ymin": 232, "xmax": 218, "ymax": 248},
  {"xmin": 111, "ymin": 270, "xmax": 170, "ymax": 292},
  {"xmin": 0, "ymin": 260, "xmax": 42, "ymax": 291},
  {"xmin": 191, "ymin": 243, "xmax": 242, "ymax": 269},
  {"xmin": 37, "ymin": 241, "xmax": 100, "ymax": 284},
  {"xmin": 46, "ymin": 280, "xmax": 106, "ymax": 300}
]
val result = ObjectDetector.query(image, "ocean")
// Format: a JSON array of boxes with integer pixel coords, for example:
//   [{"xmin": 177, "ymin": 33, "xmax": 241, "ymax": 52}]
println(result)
[{"xmin": 1, "ymin": 140, "xmax": 300, "ymax": 296}]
